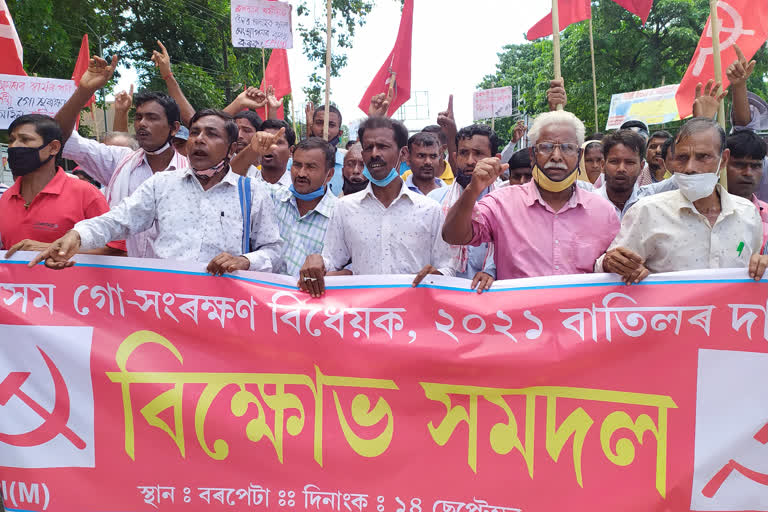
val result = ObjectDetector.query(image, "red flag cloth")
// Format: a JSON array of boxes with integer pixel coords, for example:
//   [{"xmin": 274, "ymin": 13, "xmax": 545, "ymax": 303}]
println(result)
[
  {"xmin": 610, "ymin": 0, "xmax": 653, "ymax": 24},
  {"xmin": 526, "ymin": 0, "xmax": 591, "ymax": 41},
  {"xmin": 0, "ymin": 0, "xmax": 26, "ymax": 75},
  {"xmin": 675, "ymin": 0, "xmax": 768, "ymax": 119},
  {"xmin": 357, "ymin": 0, "xmax": 413, "ymax": 116},
  {"xmin": 71, "ymin": 34, "xmax": 95, "ymax": 108},
  {"xmin": 260, "ymin": 48, "xmax": 291, "ymax": 120}
]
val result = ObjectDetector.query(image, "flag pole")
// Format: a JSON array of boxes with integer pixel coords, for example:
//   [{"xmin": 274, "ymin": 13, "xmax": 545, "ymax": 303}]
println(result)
[
  {"xmin": 262, "ymin": 48, "xmax": 268, "ymax": 120},
  {"xmin": 290, "ymin": 95, "xmax": 299, "ymax": 143},
  {"xmin": 323, "ymin": 0, "xmax": 332, "ymax": 139},
  {"xmin": 709, "ymin": 0, "xmax": 728, "ymax": 189},
  {"xmin": 588, "ymin": 17, "xmax": 599, "ymax": 132},
  {"xmin": 551, "ymin": 0, "xmax": 563, "ymax": 110}
]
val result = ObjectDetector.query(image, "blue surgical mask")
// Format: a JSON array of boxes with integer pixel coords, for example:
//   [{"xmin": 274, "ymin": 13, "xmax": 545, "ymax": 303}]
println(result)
[
  {"xmin": 363, "ymin": 165, "xmax": 400, "ymax": 187},
  {"xmin": 289, "ymin": 184, "xmax": 326, "ymax": 201}
]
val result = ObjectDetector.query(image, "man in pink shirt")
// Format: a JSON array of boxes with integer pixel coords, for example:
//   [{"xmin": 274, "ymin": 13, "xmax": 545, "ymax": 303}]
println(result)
[
  {"xmin": 442, "ymin": 110, "xmax": 619, "ymax": 280},
  {"xmin": 725, "ymin": 130, "xmax": 768, "ymax": 245}
]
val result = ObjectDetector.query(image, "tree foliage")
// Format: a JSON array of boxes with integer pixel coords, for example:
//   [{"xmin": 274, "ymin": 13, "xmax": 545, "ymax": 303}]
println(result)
[{"xmin": 480, "ymin": 0, "xmax": 768, "ymax": 141}]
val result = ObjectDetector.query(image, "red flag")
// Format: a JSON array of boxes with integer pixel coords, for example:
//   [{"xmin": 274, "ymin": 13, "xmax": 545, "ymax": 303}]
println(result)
[
  {"xmin": 526, "ymin": 0, "xmax": 591, "ymax": 41},
  {"xmin": 358, "ymin": 0, "xmax": 412, "ymax": 116},
  {"xmin": 0, "ymin": 0, "xmax": 26, "ymax": 75},
  {"xmin": 610, "ymin": 0, "xmax": 653, "ymax": 24},
  {"xmin": 260, "ymin": 49, "xmax": 291, "ymax": 120},
  {"xmin": 675, "ymin": 0, "xmax": 768, "ymax": 119},
  {"xmin": 72, "ymin": 34, "xmax": 95, "ymax": 108}
]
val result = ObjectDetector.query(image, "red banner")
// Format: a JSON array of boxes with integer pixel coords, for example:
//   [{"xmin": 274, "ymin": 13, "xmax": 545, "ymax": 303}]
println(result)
[{"xmin": 1, "ymin": 255, "xmax": 768, "ymax": 511}]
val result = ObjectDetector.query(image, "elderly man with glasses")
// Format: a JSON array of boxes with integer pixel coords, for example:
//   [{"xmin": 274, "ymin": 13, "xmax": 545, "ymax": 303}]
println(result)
[{"xmin": 442, "ymin": 110, "xmax": 619, "ymax": 280}]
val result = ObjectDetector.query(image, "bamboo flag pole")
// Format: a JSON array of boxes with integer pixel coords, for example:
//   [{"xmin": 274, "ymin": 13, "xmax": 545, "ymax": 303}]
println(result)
[
  {"xmin": 588, "ymin": 17, "xmax": 599, "ymax": 132},
  {"xmin": 551, "ymin": 0, "xmax": 563, "ymax": 110},
  {"xmin": 323, "ymin": 0, "xmax": 332, "ymax": 140},
  {"xmin": 262, "ymin": 48, "xmax": 268, "ymax": 119},
  {"xmin": 709, "ymin": 0, "xmax": 728, "ymax": 188},
  {"xmin": 290, "ymin": 95, "xmax": 299, "ymax": 143}
]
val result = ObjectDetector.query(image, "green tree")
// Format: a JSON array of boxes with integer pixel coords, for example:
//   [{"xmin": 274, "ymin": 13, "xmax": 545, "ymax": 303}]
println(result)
[{"xmin": 480, "ymin": 0, "xmax": 768, "ymax": 141}]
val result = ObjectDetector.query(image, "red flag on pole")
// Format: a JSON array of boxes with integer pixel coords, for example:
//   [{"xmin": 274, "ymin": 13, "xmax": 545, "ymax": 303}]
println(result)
[
  {"xmin": 72, "ymin": 34, "xmax": 95, "ymax": 108},
  {"xmin": 675, "ymin": 0, "xmax": 768, "ymax": 119},
  {"xmin": 260, "ymin": 49, "xmax": 291, "ymax": 120},
  {"xmin": 357, "ymin": 0, "xmax": 413, "ymax": 116},
  {"xmin": 610, "ymin": 0, "xmax": 653, "ymax": 24},
  {"xmin": 0, "ymin": 0, "xmax": 26, "ymax": 75},
  {"xmin": 526, "ymin": 0, "xmax": 591, "ymax": 41}
]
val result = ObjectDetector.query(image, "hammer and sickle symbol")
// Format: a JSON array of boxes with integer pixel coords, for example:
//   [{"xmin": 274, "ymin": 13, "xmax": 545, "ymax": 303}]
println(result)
[
  {"xmin": 0, "ymin": 346, "xmax": 86, "ymax": 450},
  {"xmin": 701, "ymin": 422, "xmax": 768, "ymax": 497},
  {"xmin": 693, "ymin": 0, "xmax": 756, "ymax": 76}
]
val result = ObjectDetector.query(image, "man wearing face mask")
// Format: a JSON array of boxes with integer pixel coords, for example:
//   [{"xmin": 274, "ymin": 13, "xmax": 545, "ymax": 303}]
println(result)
[
  {"xmin": 55, "ymin": 55, "xmax": 187, "ymax": 258},
  {"xmin": 30, "ymin": 110, "xmax": 282, "ymax": 275},
  {"xmin": 272, "ymin": 138, "xmax": 339, "ymax": 276},
  {"xmin": 442, "ymin": 110, "xmax": 619, "ymax": 280},
  {"xmin": 597, "ymin": 117, "xmax": 768, "ymax": 283},
  {"xmin": 341, "ymin": 143, "xmax": 368, "ymax": 196},
  {"xmin": 0, "ymin": 115, "xmax": 109, "ymax": 252},
  {"xmin": 428, "ymin": 124, "xmax": 500, "ymax": 293},
  {"xmin": 297, "ymin": 116, "xmax": 455, "ymax": 297}
]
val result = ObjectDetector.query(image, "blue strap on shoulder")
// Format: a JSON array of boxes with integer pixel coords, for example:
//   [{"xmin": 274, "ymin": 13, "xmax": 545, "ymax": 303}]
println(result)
[{"xmin": 238, "ymin": 176, "xmax": 252, "ymax": 254}]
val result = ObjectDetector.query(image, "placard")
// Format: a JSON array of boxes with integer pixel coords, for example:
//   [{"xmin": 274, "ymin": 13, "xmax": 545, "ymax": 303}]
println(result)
[
  {"xmin": 473, "ymin": 86, "xmax": 514, "ymax": 121},
  {"xmin": 231, "ymin": 0, "xmax": 293, "ymax": 49},
  {"xmin": 0, "ymin": 75, "xmax": 76, "ymax": 129}
]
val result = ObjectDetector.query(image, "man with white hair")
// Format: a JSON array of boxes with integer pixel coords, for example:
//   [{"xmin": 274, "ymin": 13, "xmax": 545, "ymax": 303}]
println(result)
[{"xmin": 442, "ymin": 110, "xmax": 619, "ymax": 280}]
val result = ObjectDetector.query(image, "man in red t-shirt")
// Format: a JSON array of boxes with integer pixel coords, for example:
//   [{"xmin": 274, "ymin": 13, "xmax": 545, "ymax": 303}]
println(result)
[{"xmin": 0, "ymin": 114, "xmax": 115, "ymax": 254}]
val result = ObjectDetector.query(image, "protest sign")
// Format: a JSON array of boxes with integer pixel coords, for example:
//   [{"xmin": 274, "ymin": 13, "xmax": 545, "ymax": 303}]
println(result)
[
  {"xmin": 0, "ymin": 75, "xmax": 76, "ymax": 129},
  {"xmin": 606, "ymin": 84, "xmax": 680, "ymax": 130},
  {"xmin": 1, "ymin": 255, "xmax": 768, "ymax": 511},
  {"xmin": 473, "ymin": 86, "xmax": 514, "ymax": 121},
  {"xmin": 231, "ymin": 0, "xmax": 293, "ymax": 49}
]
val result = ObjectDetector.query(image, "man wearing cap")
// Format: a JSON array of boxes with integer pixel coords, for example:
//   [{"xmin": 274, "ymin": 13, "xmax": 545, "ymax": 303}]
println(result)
[{"xmin": 172, "ymin": 126, "xmax": 189, "ymax": 157}]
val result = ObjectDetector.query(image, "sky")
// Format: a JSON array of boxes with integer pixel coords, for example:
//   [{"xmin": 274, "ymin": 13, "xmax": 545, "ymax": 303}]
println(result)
[{"xmin": 114, "ymin": 0, "xmax": 552, "ymax": 132}]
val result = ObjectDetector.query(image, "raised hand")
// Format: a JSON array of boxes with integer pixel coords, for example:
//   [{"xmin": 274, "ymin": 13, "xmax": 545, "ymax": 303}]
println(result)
[
  {"xmin": 547, "ymin": 79, "xmax": 567, "ymax": 111},
  {"xmin": 369, "ymin": 79, "xmax": 395, "ymax": 117},
  {"xmin": 692, "ymin": 80, "xmax": 728, "ymax": 118},
  {"xmin": 437, "ymin": 94, "xmax": 457, "ymax": 134},
  {"xmin": 511, "ymin": 120, "xmax": 527, "ymax": 144},
  {"xmin": 266, "ymin": 85, "xmax": 281, "ymax": 109},
  {"xmin": 79, "ymin": 55, "xmax": 119, "ymax": 92},
  {"xmin": 151, "ymin": 40, "xmax": 172, "ymax": 78},
  {"xmin": 468, "ymin": 157, "xmax": 508, "ymax": 194},
  {"xmin": 238, "ymin": 87, "xmax": 268, "ymax": 110},
  {"xmin": 114, "ymin": 83, "xmax": 134, "ymax": 113},
  {"xmin": 305, "ymin": 101, "xmax": 315, "ymax": 124},
  {"xmin": 250, "ymin": 127, "xmax": 285, "ymax": 155},
  {"xmin": 726, "ymin": 44, "xmax": 756, "ymax": 88}
]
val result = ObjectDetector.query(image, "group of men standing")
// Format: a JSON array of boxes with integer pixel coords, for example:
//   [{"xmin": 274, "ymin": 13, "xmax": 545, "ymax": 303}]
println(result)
[{"xmin": 3, "ymin": 44, "xmax": 768, "ymax": 292}]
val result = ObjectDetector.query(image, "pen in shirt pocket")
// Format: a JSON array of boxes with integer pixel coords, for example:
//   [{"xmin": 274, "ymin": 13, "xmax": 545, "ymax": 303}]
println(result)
[{"xmin": 737, "ymin": 241, "xmax": 745, "ymax": 257}]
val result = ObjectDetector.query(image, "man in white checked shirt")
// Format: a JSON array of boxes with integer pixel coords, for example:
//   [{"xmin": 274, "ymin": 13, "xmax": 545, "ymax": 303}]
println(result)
[{"xmin": 272, "ymin": 137, "xmax": 338, "ymax": 276}]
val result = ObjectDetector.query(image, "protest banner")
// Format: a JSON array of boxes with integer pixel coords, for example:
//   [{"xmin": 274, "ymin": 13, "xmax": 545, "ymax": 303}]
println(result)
[
  {"xmin": 472, "ymin": 86, "xmax": 514, "ymax": 122},
  {"xmin": 1, "ymin": 254, "xmax": 768, "ymax": 511},
  {"xmin": 231, "ymin": 0, "xmax": 293, "ymax": 49},
  {"xmin": 0, "ymin": 75, "xmax": 76, "ymax": 130},
  {"xmin": 606, "ymin": 84, "xmax": 680, "ymax": 130}
]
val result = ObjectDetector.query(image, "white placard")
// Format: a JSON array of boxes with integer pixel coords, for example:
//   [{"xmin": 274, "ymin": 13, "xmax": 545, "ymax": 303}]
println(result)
[
  {"xmin": 0, "ymin": 75, "xmax": 76, "ymax": 129},
  {"xmin": 473, "ymin": 86, "xmax": 514, "ymax": 121},
  {"xmin": 231, "ymin": 0, "xmax": 293, "ymax": 49}
]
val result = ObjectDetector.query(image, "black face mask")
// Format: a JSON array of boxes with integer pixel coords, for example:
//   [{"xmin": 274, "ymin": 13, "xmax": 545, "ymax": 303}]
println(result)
[
  {"xmin": 9, "ymin": 143, "xmax": 54, "ymax": 178},
  {"xmin": 455, "ymin": 171, "xmax": 472, "ymax": 189},
  {"xmin": 343, "ymin": 176, "xmax": 368, "ymax": 195}
]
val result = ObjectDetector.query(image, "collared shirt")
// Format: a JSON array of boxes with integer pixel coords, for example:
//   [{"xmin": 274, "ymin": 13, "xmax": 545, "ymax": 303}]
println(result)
[
  {"xmin": 322, "ymin": 182, "xmax": 455, "ymax": 276},
  {"xmin": 595, "ymin": 186, "xmax": 762, "ymax": 273},
  {"xmin": 469, "ymin": 180, "xmax": 620, "ymax": 280},
  {"xmin": 595, "ymin": 178, "xmax": 678, "ymax": 219},
  {"xmin": 401, "ymin": 161, "xmax": 455, "ymax": 186},
  {"xmin": 63, "ymin": 131, "xmax": 186, "ymax": 258},
  {"xmin": 0, "ymin": 170, "xmax": 110, "ymax": 249},
  {"xmin": 75, "ymin": 169, "xmax": 282, "ymax": 271},
  {"xmin": 272, "ymin": 187, "xmax": 339, "ymax": 276},
  {"xmin": 428, "ymin": 184, "xmax": 496, "ymax": 279},
  {"xmin": 404, "ymin": 173, "xmax": 445, "ymax": 195},
  {"xmin": 248, "ymin": 164, "xmax": 292, "ymax": 193},
  {"xmin": 0, "ymin": 182, "xmax": 9, "ymax": 196}
]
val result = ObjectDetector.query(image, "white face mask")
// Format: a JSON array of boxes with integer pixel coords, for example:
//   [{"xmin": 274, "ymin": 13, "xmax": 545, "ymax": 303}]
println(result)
[{"xmin": 674, "ymin": 157, "xmax": 722, "ymax": 202}]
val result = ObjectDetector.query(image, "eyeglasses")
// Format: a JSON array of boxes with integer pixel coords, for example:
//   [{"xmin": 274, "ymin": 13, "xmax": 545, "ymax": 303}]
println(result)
[{"xmin": 535, "ymin": 142, "xmax": 580, "ymax": 156}]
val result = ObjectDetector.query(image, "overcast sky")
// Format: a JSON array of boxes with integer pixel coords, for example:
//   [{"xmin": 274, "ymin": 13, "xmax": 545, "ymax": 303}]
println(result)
[{"xmin": 115, "ymin": 0, "xmax": 552, "ymax": 132}]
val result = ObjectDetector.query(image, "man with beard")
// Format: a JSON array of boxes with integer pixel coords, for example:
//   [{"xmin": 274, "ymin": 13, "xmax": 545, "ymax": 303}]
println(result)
[
  {"xmin": 404, "ymin": 132, "xmax": 445, "ymax": 195},
  {"xmin": 341, "ymin": 143, "xmax": 368, "ymax": 195},
  {"xmin": 401, "ymin": 125, "xmax": 456, "ymax": 185},
  {"xmin": 726, "ymin": 130, "xmax": 768, "ymax": 242},
  {"xmin": 56, "ymin": 55, "xmax": 187, "ymax": 258},
  {"xmin": 273, "ymin": 137, "xmax": 339, "ymax": 276},
  {"xmin": 428, "ymin": 124, "xmax": 499, "ymax": 292},
  {"xmin": 595, "ymin": 130, "xmax": 677, "ymax": 219},
  {"xmin": 646, "ymin": 131, "xmax": 672, "ymax": 182},
  {"xmin": 297, "ymin": 116, "xmax": 454, "ymax": 297},
  {"xmin": 30, "ymin": 110, "xmax": 282, "ymax": 274},
  {"xmin": 232, "ymin": 120, "xmax": 294, "ymax": 191},
  {"xmin": 304, "ymin": 103, "xmax": 345, "ymax": 196},
  {"xmin": 506, "ymin": 149, "xmax": 533, "ymax": 185},
  {"xmin": 442, "ymin": 110, "xmax": 619, "ymax": 280}
]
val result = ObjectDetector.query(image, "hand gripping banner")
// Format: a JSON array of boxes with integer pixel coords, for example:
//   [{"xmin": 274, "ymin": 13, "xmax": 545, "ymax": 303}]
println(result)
[{"xmin": 1, "ymin": 254, "xmax": 767, "ymax": 511}]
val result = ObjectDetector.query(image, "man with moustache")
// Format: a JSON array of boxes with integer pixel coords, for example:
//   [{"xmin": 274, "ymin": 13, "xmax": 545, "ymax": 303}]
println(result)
[
  {"xmin": 55, "ymin": 55, "xmax": 187, "ymax": 258},
  {"xmin": 297, "ymin": 116, "xmax": 454, "ymax": 297},
  {"xmin": 31, "ymin": 110, "xmax": 282, "ymax": 275},
  {"xmin": 645, "ymin": 131, "xmax": 673, "ymax": 182},
  {"xmin": 404, "ymin": 132, "xmax": 445, "ymax": 195},
  {"xmin": 341, "ymin": 143, "xmax": 368, "ymax": 195},
  {"xmin": 442, "ymin": 110, "xmax": 619, "ymax": 280},
  {"xmin": 231, "ymin": 120, "xmax": 295, "ymax": 191},
  {"xmin": 725, "ymin": 130, "xmax": 768, "ymax": 242},
  {"xmin": 428, "ymin": 124, "xmax": 500, "ymax": 292}
]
